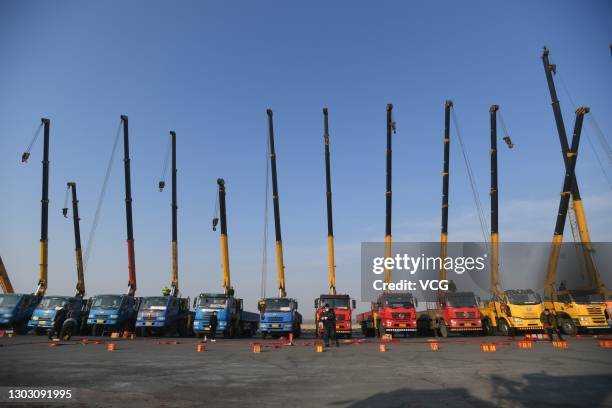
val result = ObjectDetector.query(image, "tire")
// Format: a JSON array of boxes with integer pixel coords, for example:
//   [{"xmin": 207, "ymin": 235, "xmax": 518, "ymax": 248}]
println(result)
[
  {"xmin": 35, "ymin": 328, "xmax": 46, "ymax": 336},
  {"xmin": 376, "ymin": 320, "xmax": 384, "ymax": 338},
  {"xmin": 439, "ymin": 322, "xmax": 450, "ymax": 338},
  {"xmin": 15, "ymin": 321, "xmax": 28, "ymax": 335},
  {"xmin": 262, "ymin": 332, "xmax": 268, "ymax": 339},
  {"xmin": 497, "ymin": 319, "xmax": 511, "ymax": 337},
  {"xmin": 482, "ymin": 319, "xmax": 493, "ymax": 336},
  {"xmin": 559, "ymin": 317, "xmax": 577, "ymax": 336}
]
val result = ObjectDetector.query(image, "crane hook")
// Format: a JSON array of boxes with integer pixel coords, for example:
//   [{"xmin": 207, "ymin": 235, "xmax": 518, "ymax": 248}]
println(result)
[
  {"xmin": 62, "ymin": 207, "xmax": 69, "ymax": 218},
  {"xmin": 212, "ymin": 217, "xmax": 219, "ymax": 231},
  {"xmin": 21, "ymin": 152, "xmax": 30, "ymax": 163},
  {"xmin": 158, "ymin": 181, "xmax": 165, "ymax": 192},
  {"xmin": 503, "ymin": 136, "xmax": 514, "ymax": 149}
]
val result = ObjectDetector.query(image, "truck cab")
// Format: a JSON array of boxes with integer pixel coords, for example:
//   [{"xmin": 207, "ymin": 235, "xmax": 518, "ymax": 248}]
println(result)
[
  {"xmin": 418, "ymin": 291, "xmax": 483, "ymax": 337},
  {"xmin": 136, "ymin": 295, "xmax": 192, "ymax": 337},
  {"xmin": 28, "ymin": 295, "xmax": 89, "ymax": 335},
  {"xmin": 480, "ymin": 289, "xmax": 544, "ymax": 336},
  {"xmin": 193, "ymin": 293, "xmax": 259, "ymax": 338},
  {"xmin": 87, "ymin": 294, "xmax": 139, "ymax": 335},
  {"xmin": 314, "ymin": 294, "xmax": 356, "ymax": 338},
  {"xmin": 0, "ymin": 293, "xmax": 39, "ymax": 334},
  {"xmin": 545, "ymin": 289, "xmax": 609, "ymax": 335},
  {"xmin": 357, "ymin": 293, "xmax": 417, "ymax": 337},
  {"xmin": 258, "ymin": 297, "xmax": 302, "ymax": 338}
]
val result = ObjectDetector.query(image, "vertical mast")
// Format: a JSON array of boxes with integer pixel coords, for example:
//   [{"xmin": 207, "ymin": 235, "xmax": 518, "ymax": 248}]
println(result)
[
  {"xmin": 121, "ymin": 115, "xmax": 137, "ymax": 296},
  {"xmin": 489, "ymin": 105, "xmax": 501, "ymax": 296},
  {"xmin": 383, "ymin": 104, "xmax": 394, "ymax": 287},
  {"xmin": 170, "ymin": 131, "xmax": 178, "ymax": 296},
  {"xmin": 67, "ymin": 182, "xmax": 85, "ymax": 297},
  {"xmin": 323, "ymin": 108, "xmax": 336, "ymax": 295},
  {"xmin": 544, "ymin": 107, "xmax": 588, "ymax": 299},
  {"xmin": 37, "ymin": 118, "xmax": 50, "ymax": 297},
  {"xmin": 217, "ymin": 179, "xmax": 233, "ymax": 296},
  {"xmin": 267, "ymin": 109, "xmax": 286, "ymax": 298},
  {"xmin": 440, "ymin": 101, "xmax": 452, "ymax": 283}
]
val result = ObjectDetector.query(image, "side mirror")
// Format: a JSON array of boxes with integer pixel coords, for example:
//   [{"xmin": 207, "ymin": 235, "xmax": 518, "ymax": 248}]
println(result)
[
  {"xmin": 193, "ymin": 299, "xmax": 197, "ymax": 308},
  {"xmin": 314, "ymin": 299, "xmax": 319, "ymax": 309},
  {"xmin": 258, "ymin": 301, "xmax": 265, "ymax": 313},
  {"xmin": 351, "ymin": 299, "xmax": 356, "ymax": 309},
  {"xmin": 414, "ymin": 298, "xmax": 419, "ymax": 308}
]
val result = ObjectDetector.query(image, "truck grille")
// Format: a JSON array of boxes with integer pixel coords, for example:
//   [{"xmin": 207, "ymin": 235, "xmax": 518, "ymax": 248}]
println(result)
[
  {"xmin": 336, "ymin": 315, "xmax": 346, "ymax": 321},
  {"xmin": 587, "ymin": 307, "xmax": 603, "ymax": 316},
  {"xmin": 267, "ymin": 317, "xmax": 284, "ymax": 322},
  {"xmin": 455, "ymin": 312, "xmax": 476, "ymax": 318},
  {"xmin": 391, "ymin": 313, "xmax": 409, "ymax": 321}
]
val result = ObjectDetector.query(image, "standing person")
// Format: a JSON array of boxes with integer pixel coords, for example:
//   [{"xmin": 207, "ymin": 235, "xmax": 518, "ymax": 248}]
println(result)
[
  {"xmin": 541, "ymin": 308, "xmax": 564, "ymax": 342},
  {"xmin": 208, "ymin": 311, "xmax": 218, "ymax": 342},
  {"xmin": 321, "ymin": 304, "xmax": 338, "ymax": 347},
  {"xmin": 48, "ymin": 305, "xmax": 67, "ymax": 339}
]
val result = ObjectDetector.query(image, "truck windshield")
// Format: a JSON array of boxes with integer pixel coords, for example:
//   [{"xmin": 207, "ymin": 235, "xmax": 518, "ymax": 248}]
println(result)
[
  {"xmin": 265, "ymin": 298, "xmax": 292, "ymax": 312},
  {"xmin": 38, "ymin": 297, "xmax": 69, "ymax": 310},
  {"xmin": 92, "ymin": 295, "xmax": 123, "ymax": 309},
  {"xmin": 570, "ymin": 291, "xmax": 604, "ymax": 304},
  {"xmin": 506, "ymin": 291, "xmax": 541, "ymax": 305},
  {"xmin": 383, "ymin": 295, "xmax": 414, "ymax": 309},
  {"xmin": 445, "ymin": 293, "xmax": 477, "ymax": 308},
  {"xmin": 197, "ymin": 296, "xmax": 227, "ymax": 309},
  {"xmin": 320, "ymin": 297, "xmax": 349, "ymax": 309},
  {"xmin": 140, "ymin": 297, "xmax": 168, "ymax": 309},
  {"xmin": 0, "ymin": 294, "xmax": 21, "ymax": 308}
]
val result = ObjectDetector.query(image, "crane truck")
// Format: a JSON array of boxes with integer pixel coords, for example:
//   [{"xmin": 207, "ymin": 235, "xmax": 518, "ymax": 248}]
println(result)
[
  {"xmin": 479, "ymin": 105, "xmax": 545, "ymax": 336},
  {"xmin": 540, "ymin": 47, "xmax": 609, "ymax": 334},
  {"xmin": 88, "ymin": 116, "xmax": 139, "ymax": 336},
  {"xmin": 258, "ymin": 109, "xmax": 302, "ymax": 339},
  {"xmin": 28, "ymin": 182, "xmax": 90, "ymax": 335},
  {"xmin": 417, "ymin": 101, "xmax": 483, "ymax": 337},
  {"xmin": 314, "ymin": 108, "xmax": 356, "ymax": 338},
  {"xmin": 1, "ymin": 119, "xmax": 50, "ymax": 334},
  {"xmin": 357, "ymin": 105, "xmax": 418, "ymax": 337},
  {"xmin": 193, "ymin": 179, "xmax": 259, "ymax": 338},
  {"xmin": 136, "ymin": 131, "xmax": 192, "ymax": 337}
]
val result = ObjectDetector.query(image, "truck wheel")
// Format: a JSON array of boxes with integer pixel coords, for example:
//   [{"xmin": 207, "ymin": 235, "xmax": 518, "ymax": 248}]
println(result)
[
  {"xmin": 482, "ymin": 320, "xmax": 492, "ymax": 336},
  {"xmin": 15, "ymin": 321, "xmax": 28, "ymax": 335},
  {"xmin": 35, "ymin": 328, "xmax": 46, "ymax": 336},
  {"xmin": 559, "ymin": 317, "xmax": 577, "ymax": 336},
  {"xmin": 360, "ymin": 323, "xmax": 367, "ymax": 336},
  {"xmin": 497, "ymin": 319, "xmax": 511, "ymax": 337},
  {"xmin": 439, "ymin": 323, "xmax": 450, "ymax": 338},
  {"xmin": 294, "ymin": 324, "xmax": 301, "ymax": 339},
  {"xmin": 262, "ymin": 332, "xmax": 268, "ymax": 339}
]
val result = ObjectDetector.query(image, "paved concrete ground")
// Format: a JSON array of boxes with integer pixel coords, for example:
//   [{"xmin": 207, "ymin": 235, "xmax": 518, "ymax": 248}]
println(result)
[{"xmin": 1, "ymin": 332, "xmax": 611, "ymax": 407}]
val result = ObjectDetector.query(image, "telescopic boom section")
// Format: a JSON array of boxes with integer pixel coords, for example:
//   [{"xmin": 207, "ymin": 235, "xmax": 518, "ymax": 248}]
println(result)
[
  {"xmin": 544, "ymin": 107, "xmax": 589, "ymax": 299},
  {"xmin": 323, "ymin": 108, "xmax": 336, "ymax": 295},
  {"xmin": 267, "ymin": 109, "xmax": 287, "ymax": 298},
  {"xmin": 170, "ymin": 131, "xmax": 179, "ymax": 296},
  {"xmin": 440, "ymin": 100, "xmax": 452, "ymax": 283},
  {"xmin": 217, "ymin": 178, "xmax": 233, "ymax": 296},
  {"xmin": 489, "ymin": 105, "xmax": 502, "ymax": 296},
  {"xmin": 541, "ymin": 47, "xmax": 603, "ymax": 292},
  {"xmin": 121, "ymin": 115, "xmax": 137, "ymax": 296},
  {"xmin": 67, "ymin": 182, "xmax": 85, "ymax": 297},
  {"xmin": 37, "ymin": 118, "xmax": 50, "ymax": 297},
  {"xmin": 0, "ymin": 256, "xmax": 14, "ymax": 294},
  {"xmin": 383, "ymin": 104, "xmax": 395, "ymax": 286}
]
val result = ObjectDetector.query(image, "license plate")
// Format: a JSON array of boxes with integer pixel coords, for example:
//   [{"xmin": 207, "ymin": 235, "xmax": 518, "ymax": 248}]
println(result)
[
  {"xmin": 465, "ymin": 323, "xmax": 471, "ymax": 326},
  {"xmin": 145, "ymin": 322, "xmax": 153, "ymax": 326},
  {"xmin": 272, "ymin": 324, "xmax": 281, "ymax": 328},
  {"xmin": 96, "ymin": 320, "xmax": 105, "ymax": 323},
  {"xmin": 399, "ymin": 324, "xmax": 406, "ymax": 328}
]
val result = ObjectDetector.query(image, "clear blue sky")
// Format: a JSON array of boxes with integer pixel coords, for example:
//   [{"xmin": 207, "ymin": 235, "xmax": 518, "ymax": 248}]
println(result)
[{"xmin": 1, "ymin": 1, "xmax": 611, "ymax": 313}]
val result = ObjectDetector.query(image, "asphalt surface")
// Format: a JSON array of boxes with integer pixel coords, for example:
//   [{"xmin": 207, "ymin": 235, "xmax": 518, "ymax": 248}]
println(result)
[{"xmin": 1, "ymin": 331, "xmax": 611, "ymax": 407}]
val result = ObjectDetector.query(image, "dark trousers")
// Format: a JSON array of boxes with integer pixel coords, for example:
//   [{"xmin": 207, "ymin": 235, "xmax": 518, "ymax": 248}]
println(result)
[
  {"xmin": 324, "ymin": 324, "xmax": 338, "ymax": 347},
  {"xmin": 209, "ymin": 325, "xmax": 217, "ymax": 339},
  {"xmin": 546, "ymin": 327, "xmax": 563, "ymax": 341}
]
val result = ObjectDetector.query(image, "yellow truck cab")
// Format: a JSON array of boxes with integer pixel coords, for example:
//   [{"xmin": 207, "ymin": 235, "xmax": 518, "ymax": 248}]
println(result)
[
  {"xmin": 545, "ymin": 289, "xmax": 608, "ymax": 335},
  {"xmin": 480, "ymin": 289, "xmax": 544, "ymax": 336}
]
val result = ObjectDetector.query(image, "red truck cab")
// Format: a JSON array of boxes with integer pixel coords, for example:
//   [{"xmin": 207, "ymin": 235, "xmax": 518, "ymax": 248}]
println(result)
[
  {"xmin": 418, "ymin": 291, "xmax": 482, "ymax": 337},
  {"xmin": 357, "ymin": 293, "xmax": 417, "ymax": 337},
  {"xmin": 314, "ymin": 294, "xmax": 356, "ymax": 338}
]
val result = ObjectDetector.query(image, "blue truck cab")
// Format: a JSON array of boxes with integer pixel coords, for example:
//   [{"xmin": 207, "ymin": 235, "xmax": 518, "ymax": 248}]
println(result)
[
  {"xmin": 258, "ymin": 297, "xmax": 302, "ymax": 338},
  {"xmin": 87, "ymin": 294, "xmax": 139, "ymax": 335},
  {"xmin": 28, "ymin": 295, "xmax": 89, "ymax": 335},
  {"xmin": 0, "ymin": 293, "xmax": 40, "ymax": 334},
  {"xmin": 193, "ymin": 293, "xmax": 259, "ymax": 338},
  {"xmin": 136, "ymin": 295, "xmax": 192, "ymax": 337}
]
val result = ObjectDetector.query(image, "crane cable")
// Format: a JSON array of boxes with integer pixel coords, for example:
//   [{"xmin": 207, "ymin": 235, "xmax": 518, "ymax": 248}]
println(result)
[
  {"xmin": 158, "ymin": 135, "xmax": 172, "ymax": 190},
  {"xmin": 451, "ymin": 109, "xmax": 490, "ymax": 246},
  {"xmin": 83, "ymin": 120, "xmax": 123, "ymax": 271},
  {"xmin": 21, "ymin": 123, "xmax": 43, "ymax": 163},
  {"xmin": 260, "ymin": 129, "xmax": 270, "ymax": 299}
]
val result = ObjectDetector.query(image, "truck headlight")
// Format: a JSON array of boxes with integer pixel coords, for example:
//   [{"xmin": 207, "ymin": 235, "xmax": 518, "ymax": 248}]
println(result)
[
  {"xmin": 450, "ymin": 319, "xmax": 457, "ymax": 326},
  {"xmin": 31, "ymin": 315, "xmax": 38, "ymax": 320},
  {"xmin": 513, "ymin": 317, "xmax": 523, "ymax": 323},
  {"xmin": 386, "ymin": 320, "xmax": 392, "ymax": 326},
  {"xmin": 110, "ymin": 315, "xmax": 119, "ymax": 319},
  {"xmin": 579, "ymin": 317, "xmax": 588, "ymax": 322},
  {"xmin": 157, "ymin": 316, "xmax": 165, "ymax": 321}
]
